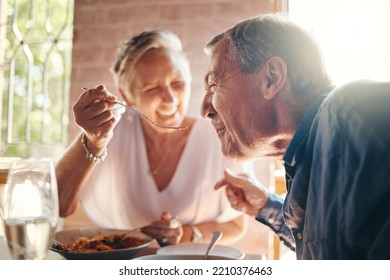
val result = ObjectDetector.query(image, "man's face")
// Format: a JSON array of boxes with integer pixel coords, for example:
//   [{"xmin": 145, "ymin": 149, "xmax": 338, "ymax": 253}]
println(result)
[{"xmin": 201, "ymin": 39, "xmax": 278, "ymax": 161}]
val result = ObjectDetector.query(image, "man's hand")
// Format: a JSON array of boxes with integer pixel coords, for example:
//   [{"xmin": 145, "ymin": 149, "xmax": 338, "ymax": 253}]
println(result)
[{"xmin": 215, "ymin": 168, "xmax": 269, "ymax": 217}]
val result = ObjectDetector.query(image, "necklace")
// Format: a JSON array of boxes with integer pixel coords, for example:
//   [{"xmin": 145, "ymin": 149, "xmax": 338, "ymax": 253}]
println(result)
[
  {"xmin": 148, "ymin": 144, "xmax": 176, "ymax": 176},
  {"xmin": 146, "ymin": 119, "xmax": 193, "ymax": 177}
]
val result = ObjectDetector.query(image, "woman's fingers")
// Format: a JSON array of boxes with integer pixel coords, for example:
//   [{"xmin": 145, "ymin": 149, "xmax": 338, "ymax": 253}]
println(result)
[
  {"xmin": 161, "ymin": 211, "xmax": 172, "ymax": 220},
  {"xmin": 75, "ymin": 90, "xmax": 120, "ymax": 123},
  {"xmin": 73, "ymin": 84, "xmax": 125, "ymax": 148},
  {"xmin": 140, "ymin": 214, "xmax": 183, "ymax": 246},
  {"xmin": 75, "ymin": 85, "xmax": 119, "ymax": 124},
  {"xmin": 148, "ymin": 213, "xmax": 181, "ymax": 229},
  {"xmin": 79, "ymin": 85, "xmax": 117, "ymax": 109},
  {"xmin": 82, "ymin": 105, "xmax": 122, "ymax": 129}
]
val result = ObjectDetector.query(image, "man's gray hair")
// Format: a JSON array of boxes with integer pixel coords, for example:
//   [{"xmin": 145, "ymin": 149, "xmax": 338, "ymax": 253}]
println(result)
[{"xmin": 205, "ymin": 13, "xmax": 333, "ymax": 97}]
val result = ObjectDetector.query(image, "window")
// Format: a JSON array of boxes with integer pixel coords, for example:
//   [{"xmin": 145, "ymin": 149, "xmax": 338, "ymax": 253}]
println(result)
[
  {"xmin": 0, "ymin": 0, "xmax": 74, "ymax": 158},
  {"xmin": 289, "ymin": 0, "xmax": 390, "ymax": 86}
]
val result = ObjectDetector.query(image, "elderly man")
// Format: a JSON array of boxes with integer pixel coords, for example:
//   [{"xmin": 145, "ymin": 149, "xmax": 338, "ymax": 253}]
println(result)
[{"xmin": 201, "ymin": 13, "xmax": 390, "ymax": 259}]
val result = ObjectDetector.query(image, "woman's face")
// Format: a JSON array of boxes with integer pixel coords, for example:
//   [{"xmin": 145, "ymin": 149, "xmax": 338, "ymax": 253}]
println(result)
[{"xmin": 127, "ymin": 48, "xmax": 191, "ymax": 131}]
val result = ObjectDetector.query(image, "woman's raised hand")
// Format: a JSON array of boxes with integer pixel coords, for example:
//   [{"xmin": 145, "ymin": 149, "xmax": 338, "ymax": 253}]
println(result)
[{"xmin": 74, "ymin": 85, "xmax": 124, "ymax": 150}]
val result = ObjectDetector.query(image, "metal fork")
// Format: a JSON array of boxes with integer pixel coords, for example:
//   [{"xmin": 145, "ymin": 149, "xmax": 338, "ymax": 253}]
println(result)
[{"xmin": 82, "ymin": 87, "xmax": 187, "ymax": 130}]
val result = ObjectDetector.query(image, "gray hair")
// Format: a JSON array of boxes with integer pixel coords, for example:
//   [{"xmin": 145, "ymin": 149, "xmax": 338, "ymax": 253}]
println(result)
[
  {"xmin": 205, "ymin": 13, "xmax": 333, "ymax": 97},
  {"xmin": 111, "ymin": 29, "xmax": 191, "ymax": 93}
]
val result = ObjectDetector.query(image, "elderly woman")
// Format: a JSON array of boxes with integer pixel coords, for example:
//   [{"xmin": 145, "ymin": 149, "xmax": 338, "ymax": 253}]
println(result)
[{"xmin": 56, "ymin": 29, "xmax": 252, "ymax": 245}]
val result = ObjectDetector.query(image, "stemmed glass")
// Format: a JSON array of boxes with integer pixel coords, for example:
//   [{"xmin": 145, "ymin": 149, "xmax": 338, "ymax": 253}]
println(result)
[{"xmin": 2, "ymin": 159, "xmax": 59, "ymax": 260}]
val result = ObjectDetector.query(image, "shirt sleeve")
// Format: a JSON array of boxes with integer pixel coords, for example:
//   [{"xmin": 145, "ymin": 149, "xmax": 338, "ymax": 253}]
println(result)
[{"xmin": 256, "ymin": 193, "xmax": 296, "ymax": 251}]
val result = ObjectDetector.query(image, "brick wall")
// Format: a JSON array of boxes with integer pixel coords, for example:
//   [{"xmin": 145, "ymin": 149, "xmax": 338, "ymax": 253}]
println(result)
[{"xmin": 67, "ymin": 0, "xmax": 282, "ymax": 258}]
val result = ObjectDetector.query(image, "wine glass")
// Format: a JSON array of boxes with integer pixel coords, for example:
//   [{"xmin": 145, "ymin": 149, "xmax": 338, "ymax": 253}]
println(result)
[{"xmin": 2, "ymin": 159, "xmax": 59, "ymax": 260}]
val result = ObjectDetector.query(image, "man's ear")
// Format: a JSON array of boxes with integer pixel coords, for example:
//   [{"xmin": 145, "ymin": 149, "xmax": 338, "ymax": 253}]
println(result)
[
  {"xmin": 261, "ymin": 56, "xmax": 287, "ymax": 100},
  {"xmin": 118, "ymin": 86, "xmax": 134, "ymax": 107}
]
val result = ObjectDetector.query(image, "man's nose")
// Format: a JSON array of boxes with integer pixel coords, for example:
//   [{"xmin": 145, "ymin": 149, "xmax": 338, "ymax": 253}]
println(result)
[{"xmin": 200, "ymin": 92, "xmax": 216, "ymax": 119}]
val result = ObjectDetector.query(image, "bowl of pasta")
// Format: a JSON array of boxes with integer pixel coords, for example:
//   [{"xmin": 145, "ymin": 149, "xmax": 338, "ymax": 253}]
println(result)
[{"xmin": 50, "ymin": 227, "xmax": 153, "ymax": 260}]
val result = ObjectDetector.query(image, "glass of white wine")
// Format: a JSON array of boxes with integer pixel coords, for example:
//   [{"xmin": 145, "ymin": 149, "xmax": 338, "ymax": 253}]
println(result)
[{"xmin": 2, "ymin": 159, "xmax": 59, "ymax": 259}]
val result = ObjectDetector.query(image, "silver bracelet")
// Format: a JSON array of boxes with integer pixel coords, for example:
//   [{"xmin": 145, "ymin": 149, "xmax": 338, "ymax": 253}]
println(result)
[{"xmin": 81, "ymin": 133, "xmax": 107, "ymax": 163}]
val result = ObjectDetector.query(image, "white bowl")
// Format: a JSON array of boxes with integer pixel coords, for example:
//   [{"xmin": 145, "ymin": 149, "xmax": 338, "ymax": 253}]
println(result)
[
  {"xmin": 133, "ymin": 254, "xmax": 235, "ymax": 260},
  {"xmin": 157, "ymin": 243, "xmax": 245, "ymax": 259}
]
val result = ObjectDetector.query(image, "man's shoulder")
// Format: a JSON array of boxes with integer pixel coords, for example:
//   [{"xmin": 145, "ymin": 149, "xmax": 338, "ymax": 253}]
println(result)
[
  {"xmin": 318, "ymin": 79, "xmax": 390, "ymax": 141},
  {"xmin": 324, "ymin": 79, "xmax": 390, "ymax": 107}
]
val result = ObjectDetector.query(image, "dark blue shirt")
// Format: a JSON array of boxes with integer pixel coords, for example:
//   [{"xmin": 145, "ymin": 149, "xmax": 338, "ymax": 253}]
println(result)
[{"xmin": 256, "ymin": 80, "xmax": 390, "ymax": 259}]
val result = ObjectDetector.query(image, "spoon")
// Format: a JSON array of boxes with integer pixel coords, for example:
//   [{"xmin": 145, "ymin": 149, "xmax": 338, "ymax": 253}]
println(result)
[
  {"xmin": 204, "ymin": 231, "xmax": 223, "ymax": 260},
  {"xmin": 82, "ymin": 87, "xmax": 187, "ymax": 130}
]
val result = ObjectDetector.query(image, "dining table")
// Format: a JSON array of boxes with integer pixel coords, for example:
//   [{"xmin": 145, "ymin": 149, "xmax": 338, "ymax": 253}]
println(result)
[{"xmin": 0, "ymin": 234, "xmax": 264, "ymax": 260}]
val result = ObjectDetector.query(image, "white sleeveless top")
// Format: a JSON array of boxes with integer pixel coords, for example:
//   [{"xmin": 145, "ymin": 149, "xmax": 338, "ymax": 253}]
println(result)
[{"xmin": 79, "ymin": 112, "xmax": 253, "ymax": 229}]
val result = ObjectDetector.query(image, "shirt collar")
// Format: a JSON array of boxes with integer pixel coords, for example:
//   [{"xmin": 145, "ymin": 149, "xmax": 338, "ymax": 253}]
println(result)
[{"xmin": 283, "ymin": 95, "xmax": 327, "ymax": 170}]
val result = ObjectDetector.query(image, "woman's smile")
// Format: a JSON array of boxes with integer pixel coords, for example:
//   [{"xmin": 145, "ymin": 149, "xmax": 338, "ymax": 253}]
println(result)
[{"xmin": 156, "ymin": 108, "xmax": 178, "ymax": 119}]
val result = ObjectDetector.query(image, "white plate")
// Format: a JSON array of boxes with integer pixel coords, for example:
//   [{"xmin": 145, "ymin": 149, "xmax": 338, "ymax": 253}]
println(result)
[{"xmin": 157, "ymin": 243, "xmax": 245, "ymax": 259}]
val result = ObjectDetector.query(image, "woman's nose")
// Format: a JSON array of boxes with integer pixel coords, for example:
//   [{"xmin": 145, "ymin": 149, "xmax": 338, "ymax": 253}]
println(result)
[{"xmin": 161, "ymin": 86, "xmax": 178, "ymax": 104}]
